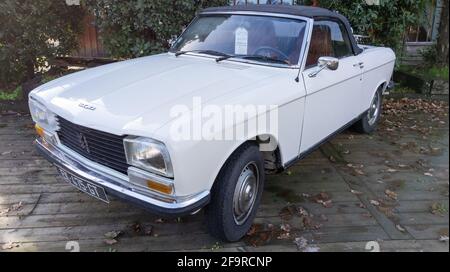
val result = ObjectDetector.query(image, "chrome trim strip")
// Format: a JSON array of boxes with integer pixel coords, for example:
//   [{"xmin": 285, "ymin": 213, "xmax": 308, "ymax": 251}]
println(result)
[{"xmin": 35, "ymin": 138, "xmax": 209, "ymax": 209}]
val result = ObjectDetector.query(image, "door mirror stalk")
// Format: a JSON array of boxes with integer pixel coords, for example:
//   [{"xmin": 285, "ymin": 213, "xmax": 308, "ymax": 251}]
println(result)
[{"xmin": 308, "ymin": 57, "xmax": 339, "ymax": 78}]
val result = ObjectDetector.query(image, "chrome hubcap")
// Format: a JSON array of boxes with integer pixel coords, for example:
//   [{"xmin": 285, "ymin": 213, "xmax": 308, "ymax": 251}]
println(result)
[
  {"xmin": 368, "ymin": 91, "xmax": 381, "ymax": 126},
  {"xmin": 233, "ymin": 162, "xmax": 259, "ymax": 225}
]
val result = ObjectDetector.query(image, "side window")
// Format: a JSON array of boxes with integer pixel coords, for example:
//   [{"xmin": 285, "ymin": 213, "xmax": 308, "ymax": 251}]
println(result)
[{"xmin": 306, "ymin": 20, "xmax": 353, "ymax": 67}]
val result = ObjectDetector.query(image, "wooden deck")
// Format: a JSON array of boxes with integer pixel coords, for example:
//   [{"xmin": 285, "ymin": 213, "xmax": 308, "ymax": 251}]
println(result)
[{"xmin": 0, "ymin": 98, "xmax": 448, "ymax": 252}]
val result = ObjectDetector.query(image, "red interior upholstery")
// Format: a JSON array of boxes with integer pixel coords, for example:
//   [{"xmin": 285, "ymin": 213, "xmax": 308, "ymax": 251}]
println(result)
[{"xmin": 306, "ymin": 26, "xmax": 333, "ymax": 67}]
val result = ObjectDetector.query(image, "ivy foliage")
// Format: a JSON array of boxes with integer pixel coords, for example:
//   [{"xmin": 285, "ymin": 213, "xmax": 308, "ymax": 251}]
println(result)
[
  {"xmin": 84, "ymin": 0, "xmax": 229, "ymax": 59},
  {"xmin": 0, "ymin": 0, "xmax": 84, "ymax": 86},
  {"xmin": 300, "ymin": 0, "xmax": 426, "ymax": 54}
]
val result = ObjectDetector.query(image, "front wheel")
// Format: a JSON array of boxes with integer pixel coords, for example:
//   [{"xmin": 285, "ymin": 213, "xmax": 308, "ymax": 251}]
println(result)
[
  {"xmin": 205, "ymin": 143, "xmax": 265, "ymax": 242},
  {"xmin": 353, "ymin": 89, "xmax": 383, "ymax": 134}
]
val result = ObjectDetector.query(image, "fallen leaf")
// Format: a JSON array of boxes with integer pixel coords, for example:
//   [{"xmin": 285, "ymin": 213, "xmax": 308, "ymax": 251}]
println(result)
[
  {"xmin": 350, "ymin": 189, "xmax": 363, "ymax": 195},
  {"xmin": 104, "ymin": 239, "xmax": 117, "ymax": 245},
  {"xmin": 10, "ymin": 202, "xmax": 23, "ymax": 211},
  {"xmin": 385, "ymin": 189, "xmax": 398, "ymax": 200},
  {"xmin": 298, "ymin": 206, "xmax": 309, "ymax": 217},
  {"xmin": 0, "ymin": 208, "xmax": 10, "ymax": 216},
  {"xmin": 293, "ymin": 237, "xmax": 308, "ymax": 250},
  {"xmin": 131, "ymin": 223, "xmax": 141, "ymax": 233},
  {"xmin": 430, "ymin": 202, "xmax": 447, "ymax": 215},
  {"xmin": 370, "ymin": 200, "xmax": 380, "ymax": 206},
  {"xmin": 318, "ymin": 199, "xmax": 333, "ymax": 208},
  {"xmin": 104, "ymin": 231, "xmax": 122, "ymax": 239},
  {"xmin": 293, "ymin": 237, "xmax": 320, "ymax": 252},
  {"xmin": 2, "ymin": 242, "xmax": 19, "ymax": 250},
  {"xmin": 280, "ymin": 223, "xmax": 291, "ymax": 233},
  {"xmin": 277, "ymin": 232, "xmax": 291, "ymax": 240},
  {"xmin": 246, "ymin": 224, "xmax": 260, "ymax": 236},
  {"xmin": 396, "ymin": 224, "xmax": 406, "ymax": 233}
]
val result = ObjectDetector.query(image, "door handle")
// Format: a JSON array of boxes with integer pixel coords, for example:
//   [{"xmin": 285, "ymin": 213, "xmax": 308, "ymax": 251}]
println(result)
[{"xmin": 353, "ymin": 62, "xmax": 364, "ymax": 67}]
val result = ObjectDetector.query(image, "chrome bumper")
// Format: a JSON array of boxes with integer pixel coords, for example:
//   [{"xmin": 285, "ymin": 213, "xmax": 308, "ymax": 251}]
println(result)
[{"xmin": 35, "ymin": 138, "xmax": 210, "ymax": 216}]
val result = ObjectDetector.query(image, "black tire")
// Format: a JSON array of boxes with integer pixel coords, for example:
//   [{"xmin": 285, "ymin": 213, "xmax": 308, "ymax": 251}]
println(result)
[
  {"xmin": 353, "ymin": 88, "xmax": 383, "ymax": 134},
  {"xmin": 205, "ymin": 143, "xmax": 265, "ymax": 242}
]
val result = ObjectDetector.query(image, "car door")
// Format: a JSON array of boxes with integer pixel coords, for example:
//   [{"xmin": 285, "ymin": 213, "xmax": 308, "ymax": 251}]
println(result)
[{"xmin": 299, "ymin": 19, "xmax": 363, "ymax": 153}]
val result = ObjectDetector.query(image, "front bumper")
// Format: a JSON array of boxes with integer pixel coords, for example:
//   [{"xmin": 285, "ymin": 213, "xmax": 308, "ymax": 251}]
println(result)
[{"xmin": 35, "ymin": 138, "xmax": 210, "ymax": 216}]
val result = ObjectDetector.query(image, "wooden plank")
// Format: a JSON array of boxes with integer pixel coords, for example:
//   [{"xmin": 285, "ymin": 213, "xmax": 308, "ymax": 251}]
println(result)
[
  {"xmin": 0, "ymin": 232, "xmax": 244, "ymax": 252},
  {"xmin": 398, "ymin": 212, "xmax": 449, "ymax": 226},
  {"xmin": 403, "ymin": 224, "xmax": 449, "ymax": 240},
  {"xmin": 0, "ymin": 174, "xmax": 60, "ymax": 185},
  {"xmin": 0, "ymin": 184, "xmax": 74, "ymax": 194},
  {"xmin": 253, "ymin": 213, "xmax": 379, "ymax": 228},
  {"xmin": 0, "ymin": 220, "xmax": 209, "ymax": 244}
]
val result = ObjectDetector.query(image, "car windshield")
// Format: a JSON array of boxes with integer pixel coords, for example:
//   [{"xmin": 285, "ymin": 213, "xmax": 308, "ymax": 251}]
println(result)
[{"xmin": 170, "ymin": 14, "xmax": 307, "ymax": 66}]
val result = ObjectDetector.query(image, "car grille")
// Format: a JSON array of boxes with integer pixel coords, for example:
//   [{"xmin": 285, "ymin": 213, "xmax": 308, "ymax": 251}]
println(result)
[{"xmin": 56, "ymin": 116, "xmax": 129, "ymax": 174}]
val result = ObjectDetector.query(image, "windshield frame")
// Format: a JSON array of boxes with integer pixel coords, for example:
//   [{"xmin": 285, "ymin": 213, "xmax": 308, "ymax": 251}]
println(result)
[{"xmin": 169, "ymin": 11, "xmax": 312, "ymax": 69}]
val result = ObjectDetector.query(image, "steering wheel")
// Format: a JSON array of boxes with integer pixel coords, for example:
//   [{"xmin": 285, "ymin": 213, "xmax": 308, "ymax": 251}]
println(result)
[{"xmin": 253, "ymin": 46, "xmax": 290, "ymax": 62}]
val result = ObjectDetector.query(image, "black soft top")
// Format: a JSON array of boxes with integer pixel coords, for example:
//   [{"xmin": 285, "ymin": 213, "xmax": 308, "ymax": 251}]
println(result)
[{"xmin": 201, "ymin": 5, "xmax": 363, "ymax": 55}]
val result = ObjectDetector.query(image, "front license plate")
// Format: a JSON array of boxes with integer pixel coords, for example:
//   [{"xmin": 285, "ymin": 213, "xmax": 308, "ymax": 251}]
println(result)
[{"xmin": 56, "ymin": 166, "xmax": 109, "ymax": 203}]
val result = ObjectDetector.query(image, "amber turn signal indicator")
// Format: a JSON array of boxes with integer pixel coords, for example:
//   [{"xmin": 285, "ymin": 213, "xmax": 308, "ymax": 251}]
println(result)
[
  {"xmin": 35, "ymin": 124, "xmax": 45, "ymax": 137},
  {"xmin": 146, "ymin": 180, "xmax": 173, "ymax": 195}
]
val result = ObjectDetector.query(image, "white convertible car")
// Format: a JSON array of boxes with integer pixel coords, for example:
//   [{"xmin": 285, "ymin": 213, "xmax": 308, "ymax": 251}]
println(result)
[{"xmin": 29, "ymin": 5, "xmax": 395, "ymax": 241}]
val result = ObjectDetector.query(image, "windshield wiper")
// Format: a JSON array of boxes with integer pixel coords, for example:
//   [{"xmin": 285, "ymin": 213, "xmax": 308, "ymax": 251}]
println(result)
[
  {"xmin": 175, "ymin": 50, "xmax": 231, "ymax": 58},
  {"xmin": 216, "ymin": 54, "xmax": 291, "ymax": 65}
]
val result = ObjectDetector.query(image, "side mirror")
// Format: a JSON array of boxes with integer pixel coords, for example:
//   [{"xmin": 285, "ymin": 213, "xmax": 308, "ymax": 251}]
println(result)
[{"xmin": 309, "ymin": 56, "xmax": 339, "ymax": 78}]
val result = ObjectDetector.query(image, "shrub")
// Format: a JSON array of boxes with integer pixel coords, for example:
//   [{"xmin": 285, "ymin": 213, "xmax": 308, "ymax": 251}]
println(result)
[
  {"xmin": 299, "ymin": 0, "xmax": 426, "ymax": 55},
  {"xmin": 84, "ymin": 0, "xmax": 229, "ymax": 59},
  {"xmin": 0, "ymin": 0, "xmax": 85, "ymax": 87}
]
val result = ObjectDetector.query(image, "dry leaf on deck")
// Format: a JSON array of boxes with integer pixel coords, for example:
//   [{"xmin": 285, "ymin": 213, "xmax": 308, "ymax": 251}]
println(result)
[
  {"xmin": 350, "ymin": 189, "xmax": 363, "ymax": 195},
  {"xmin": 104, "ymin": 239, "xmax": 117, "ymax": 245},
  {"xmin": 385, "ymin": 189, "xmax": 398, "ymax": 200},
  {"xmin": 396, "ymin": 224, "xmax": 406, "ymax": 233},
  {"xmin": 2, "ymin": 242, "xmax": 19, "ymax": 250},
  {"xmin": 104, "ymin": 231, "xmax": 122, "ymax": 239}
]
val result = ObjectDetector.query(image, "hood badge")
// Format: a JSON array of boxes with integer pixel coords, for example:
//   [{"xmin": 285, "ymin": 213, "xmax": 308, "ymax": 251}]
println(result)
[{"xmin": 79, "ymin": 103, "xmax": 96, "ymax": 111}]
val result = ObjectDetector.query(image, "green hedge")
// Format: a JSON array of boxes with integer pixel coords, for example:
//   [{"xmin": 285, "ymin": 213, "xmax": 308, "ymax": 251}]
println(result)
[
  {"xmin": 301, "ymin": 0, "xmax": 426, "ymax": 54},
  {"xmin": 0, "ymin": 0, "xmax": 84, "ymax": 87},
  {"xmin": 84, "ymin": 0, "xmax": 229, "ymax": 59}
]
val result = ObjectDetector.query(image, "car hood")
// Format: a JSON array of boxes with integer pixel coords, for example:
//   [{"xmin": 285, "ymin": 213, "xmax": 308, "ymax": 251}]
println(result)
[{"xmin": 31, "ymin": 53, "xmax": 285, "ymax": 137}]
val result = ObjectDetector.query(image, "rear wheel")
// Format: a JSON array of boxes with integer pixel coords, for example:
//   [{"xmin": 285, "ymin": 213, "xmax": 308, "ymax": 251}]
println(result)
[
  {"xmin": 353, "ymin": 89, "xmax": 383, "ymax": 134},
  {"xmin": 205, "ymin": 143, "xmax": 265, "ymax": 242}
]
